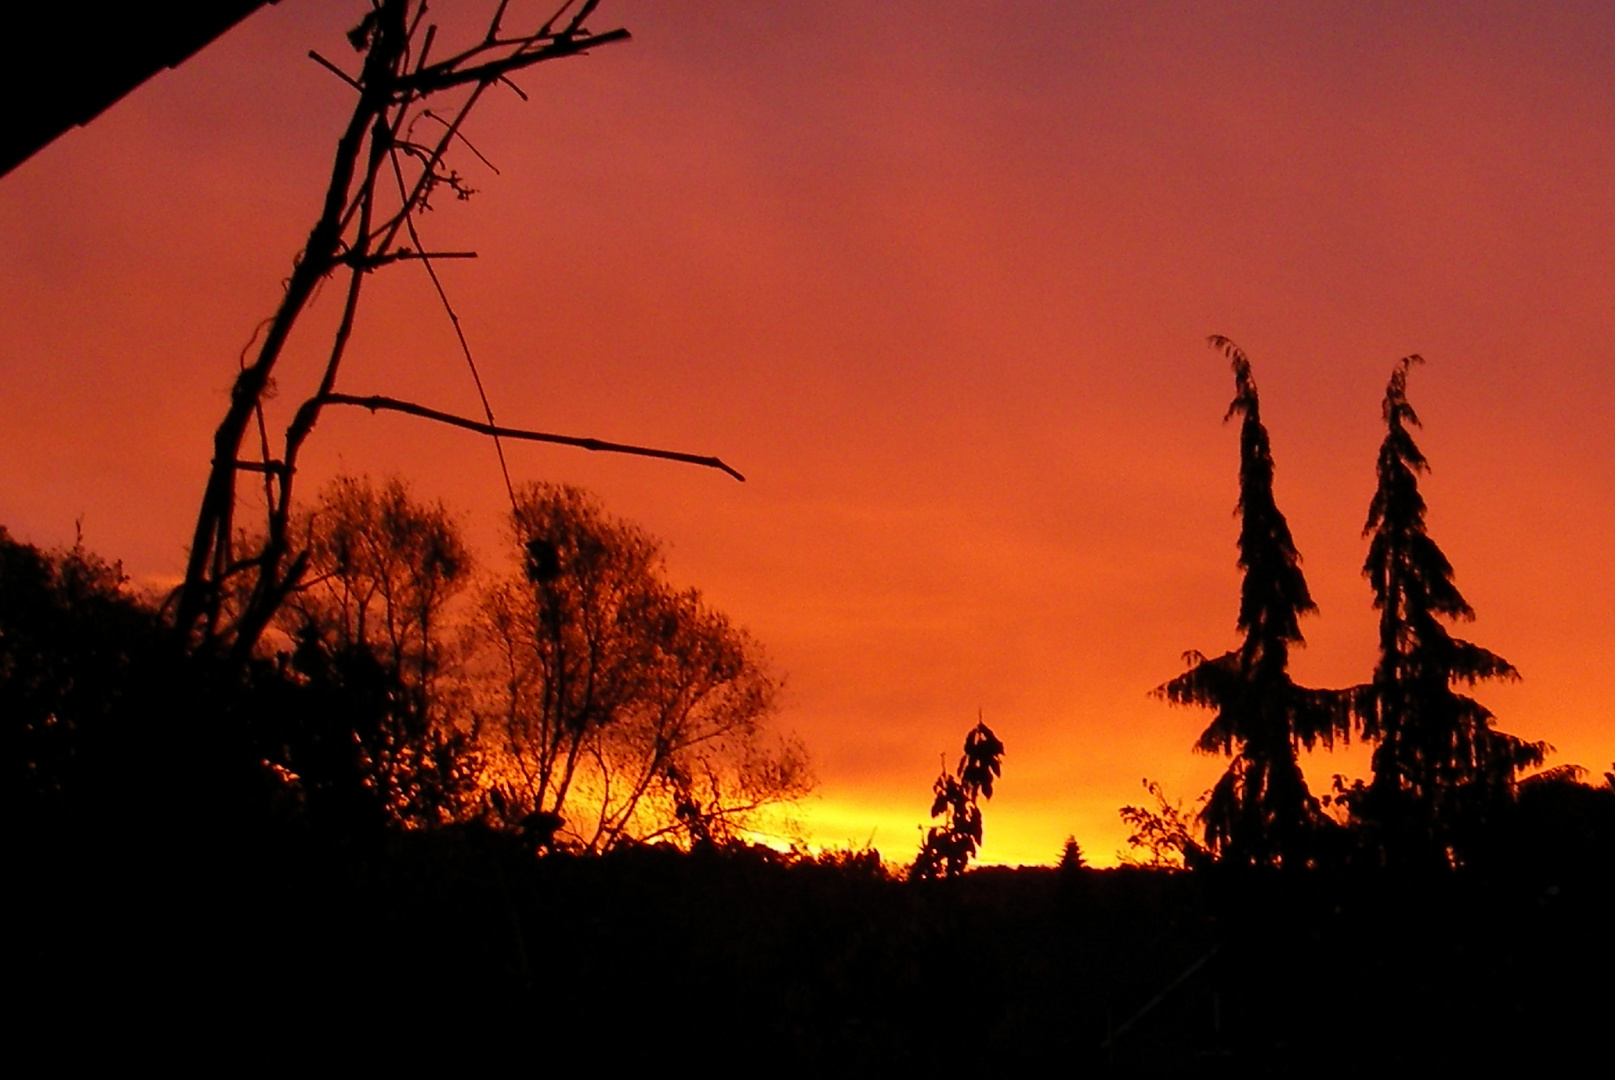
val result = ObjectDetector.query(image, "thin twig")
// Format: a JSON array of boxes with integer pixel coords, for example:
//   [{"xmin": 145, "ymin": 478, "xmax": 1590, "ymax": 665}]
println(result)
[
  {"xmin": 488, "ymin": 0, "xmax": 515, "ymax": 43},
  {"xmin": 419, "ymin": 109, "xmax": 500, "ymax": 174},
  {"xmin": 308, "ymin": 50, "xmax": 363, "ymax": 91},
  {"xmin": 401, "ymin": 27, "xmax": 630, "ymax": 95},
  {"xmin": 388, "ymin": 149, "xmax": 518, "ymax": 511},
  {"xmin": 344, "ymin": 248, "xmax": 478, "ymax": 270},
  {"xmin": 414, "ymin": 23, "xmax": 437, "ymax": 73}
]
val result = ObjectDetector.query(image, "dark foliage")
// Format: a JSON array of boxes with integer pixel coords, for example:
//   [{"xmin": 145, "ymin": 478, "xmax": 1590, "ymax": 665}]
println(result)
[
  {"xmin": 913, "ymin": 720, "xmax": 1005, "ymax": 880},
  {"xmin": 3, "ymin": 526, "xmax": 164, "ymax": 823},
  {"xmin": 1156, "ymin": 339, "xmax": 1352, "ymax": 867},
  {"xmin": 1118, "ymin": 779, "xmax": 1209, "ymax": 870},
  {"xmin": 2, "ymin": 524, "xmax": 458, "ymax": 844},
  {"xmin": 9, "ymin": 524, "xmax": 1614, "ymax": 1067},
  {"xmin": 1348, "ymin": 356, "xmax": 1545, "ymax": 867},
  {"xmin": 257, "ymin": 623, "xmax": 471, "ymax": 834},
  {"xmin": 15, "ymin": 823, "xmax": 1611, "ymax": 1068},
  {"xmin": 275, "ymin": 475, "xmax": 481, "ymax": 829}
]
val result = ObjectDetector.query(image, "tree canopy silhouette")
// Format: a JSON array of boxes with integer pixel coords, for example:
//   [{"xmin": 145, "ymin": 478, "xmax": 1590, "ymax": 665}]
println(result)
[
  {"xmin": 1354, "ymin": 356, "xmax": 1544, "ymax": 866},
  {"xmin": 272, "ymin": 475, "xmax": 480, "ymax": 829},
  {"xmin": 285, "ymin": 475, "xmax": 471, "ymax": 722},
  {"xmin": 478, "ymin": 484, "xmax": 810, "ymax": 851},
  {"xmin": 1156, "ymin": 337, "xmax": 1351, "ymax": 868},
  {"xmin": 3, "ymin": 526, "xmax": 164, "ymax": 825}
]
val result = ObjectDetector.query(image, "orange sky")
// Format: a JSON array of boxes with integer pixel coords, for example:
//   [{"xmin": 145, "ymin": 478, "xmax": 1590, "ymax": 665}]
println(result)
[{"xmin": 3, "ymin": 1, "xmax": 1611, "ymax": 865}]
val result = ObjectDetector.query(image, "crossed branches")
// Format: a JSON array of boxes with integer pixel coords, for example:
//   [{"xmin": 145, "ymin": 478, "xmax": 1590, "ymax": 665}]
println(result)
[{"xmin": 173, "ymin": 1, "xmax": 738, "ymax": 660}]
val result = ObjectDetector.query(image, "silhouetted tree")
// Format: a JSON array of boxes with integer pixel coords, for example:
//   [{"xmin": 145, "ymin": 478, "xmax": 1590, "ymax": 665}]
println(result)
[
  {"xmin": 286, "ymin": 476, "xmax": 471, "ymax": 720},
  {"xmin": 1353, "ymin": 356, "xmax": 1544, "ymax": 866},
  {"xmin": 912, "ymin": 719, "xmax": 1004, "ymax": 879},
  {"xmin": 1156, "ymin": 338, "xmax": 1351, "ymax": 868},
  {"xmin": 2, "ymin": 527, "xmax": 162, "ymax": 822},
  {"xmin": 2, "ymin": 527, "xmax": 275, "ymax": 834},
  {"xmin": 271, "ymin": 475, "xmax": 481, "ymax": 829},
  {"xmin": 478, "ymin": 484, "xmax": 810, "ymax": 850}
]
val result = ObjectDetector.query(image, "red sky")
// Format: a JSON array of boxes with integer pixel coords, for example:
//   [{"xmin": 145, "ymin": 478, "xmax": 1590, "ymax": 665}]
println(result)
[{"xmin": 3, "ymin": 1, "xmax": 1611, "ymax": 865}]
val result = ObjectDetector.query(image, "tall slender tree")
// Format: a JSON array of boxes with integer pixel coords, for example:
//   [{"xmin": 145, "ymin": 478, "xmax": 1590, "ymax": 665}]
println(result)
[
  {"xmin": 912, "ymin": 719, "xmax": 1005, "ymax": 880},
  {"xmin": 1357, "ymin": 356, "xmax": 1544, "ymax": 866},
  {"xmin": 1156, "ymin": 337, "xmax": 1351, "ymax": 868}
]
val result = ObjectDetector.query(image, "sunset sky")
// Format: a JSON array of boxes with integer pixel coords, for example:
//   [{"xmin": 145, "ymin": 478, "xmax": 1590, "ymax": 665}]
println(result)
[{"xmin": 2, "ymin": 1, "xmax": 1611, "ymax": 865}]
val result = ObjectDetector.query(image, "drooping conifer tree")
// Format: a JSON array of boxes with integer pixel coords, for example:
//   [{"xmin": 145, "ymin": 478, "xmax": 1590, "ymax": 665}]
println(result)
[
  {"xmin": 1156, "ymin": 337, "xmax": 1351, "ymax": 868},
  {"xmin": 1357, "ymin": 356, "xmax": 1544, "ymax": 866}
]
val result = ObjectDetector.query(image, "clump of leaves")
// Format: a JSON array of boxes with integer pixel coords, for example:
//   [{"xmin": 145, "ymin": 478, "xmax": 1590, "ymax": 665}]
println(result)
[
  {"xmin": 1118, "ymin": 779, "xmax": 1207, "ymax": 870},
  {"xmin": 912, "ymin": 720, "xmax": 1005, "ymax": 880}
]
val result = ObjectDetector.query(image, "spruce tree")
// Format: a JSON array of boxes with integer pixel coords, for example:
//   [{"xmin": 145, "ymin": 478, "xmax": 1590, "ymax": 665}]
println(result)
[
  {"xmin": 1358, "ymin": 356, "xmax": 1545, "ymax": 866},
  {"xmin": 1157, "ymin": 337, "xmax": 1351, "ymax": 868}
]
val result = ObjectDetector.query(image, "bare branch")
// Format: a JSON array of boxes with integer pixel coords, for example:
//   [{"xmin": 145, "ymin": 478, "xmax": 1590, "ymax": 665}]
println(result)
[
  {"xmin": 344, "ymin": 248, "xmax": 479, "ymax": 270},
  {"xmin": 401, "ymin": 27, "xmax": 630, "ymax": 95},
  {"xmin": 308, "ymin": 49, "xmax": 363, "ymax": 91},
  {"xmin": 384, "ymin": 142, "xmax": 516, "ymax": 508},
  {"xmin": 498, "ymin": 75, "xmax": 530, "ymax": 101},
  {"xmin": 232, "ymin": 459, "xmax": 289, "ymax": 475},
  {"xmin": 318, "ymin": 393, "xmax": 746, "ymax": 481},
  {"xmin": 417, "ymin": 109, "xmax": 501, "ymax": 174},
  {"xmin": 176, "ymin": 2, "xmax": 661, "ymax": 662}
]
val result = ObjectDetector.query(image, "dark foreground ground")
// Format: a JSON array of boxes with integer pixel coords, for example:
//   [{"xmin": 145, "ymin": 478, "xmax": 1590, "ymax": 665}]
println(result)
[
  {"xmin": 16, "ymin": 810, "xmax": 1612, "ymax": 1073},
  {"xmin": 9, "ymin": 527, "xmax": 1609, "ymax": 1070}
]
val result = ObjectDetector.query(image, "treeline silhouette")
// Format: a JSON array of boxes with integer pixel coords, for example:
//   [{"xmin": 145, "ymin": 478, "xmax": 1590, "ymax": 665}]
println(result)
[{"xmin": 6, "ymin": 355, "xmax": 1613, "ymax": 1063}]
